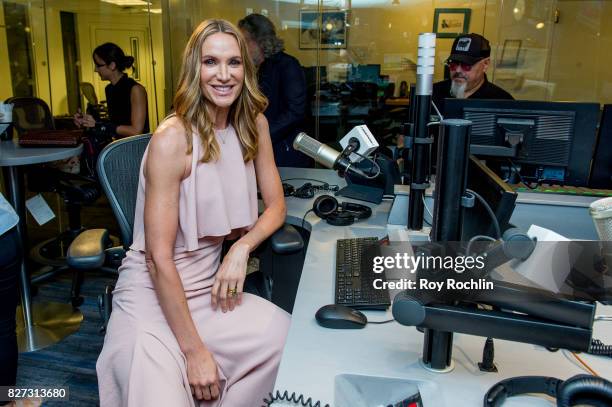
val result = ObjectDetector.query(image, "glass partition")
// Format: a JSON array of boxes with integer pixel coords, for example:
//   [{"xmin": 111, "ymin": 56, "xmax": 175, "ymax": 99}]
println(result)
[
  {"xmin": 493, "ymin": 0, "xmax": 612, "ymax": 104},
  {"xmin": 1, "ymin": 0, "xmax": 611, "ymax": 140},
  {"xmin": 0, "ymin": 0, "xmax": 163, "ymax": 128}
]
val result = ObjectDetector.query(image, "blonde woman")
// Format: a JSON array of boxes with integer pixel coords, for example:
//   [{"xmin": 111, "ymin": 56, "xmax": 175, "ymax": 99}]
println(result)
[{"xmin": 96, "ymin": 19, "xmax": 290, "ymax": 406}]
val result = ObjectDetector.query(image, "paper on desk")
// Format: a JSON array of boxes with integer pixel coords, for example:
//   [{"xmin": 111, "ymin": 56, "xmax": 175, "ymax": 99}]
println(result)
[
  {"xmin": 25, "ymin": 194, "xmax": 55, "ymax": 225},
  {"xmin": 0, "ymin": 102, "xmax": 13, "ymax": 134},
  {"xmin": 511, "ymin": 224, "xmax": 581, "ymax": 293}
]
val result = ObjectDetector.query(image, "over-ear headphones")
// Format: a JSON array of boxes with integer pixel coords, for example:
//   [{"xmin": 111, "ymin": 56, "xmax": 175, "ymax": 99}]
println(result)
[
  {"xmin": 484, "ymin": 374, "xmax": 612, "ymax": 407},
  {"xmin": 312, "ymin": 195, "xmax": 372, "ymax": 226}
]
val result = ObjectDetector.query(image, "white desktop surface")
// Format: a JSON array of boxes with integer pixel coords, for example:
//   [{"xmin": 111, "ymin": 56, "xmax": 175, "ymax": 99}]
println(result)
[
  {"xmin": 275, "ymin": 167, "xmax": 612, "ymax": 407},
  {"xmin": 0, "ymin": 138, "xmax": 83, "ymax": 166}
]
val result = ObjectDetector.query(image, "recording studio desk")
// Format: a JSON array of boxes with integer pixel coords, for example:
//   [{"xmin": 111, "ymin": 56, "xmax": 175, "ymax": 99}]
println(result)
[{"xmin": 274, "ymin": 167, "xmax": 612, "ymax": 406}]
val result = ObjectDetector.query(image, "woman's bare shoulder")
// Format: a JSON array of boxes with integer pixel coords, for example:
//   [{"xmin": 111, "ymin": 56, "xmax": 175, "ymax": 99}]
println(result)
[
  {"xmin": 151, "ymin": 117, "xmax": 188, "ymax": 153},
  {"xmin": 255, "ymin": 113, "xmax": 269, "ymax": 130}
]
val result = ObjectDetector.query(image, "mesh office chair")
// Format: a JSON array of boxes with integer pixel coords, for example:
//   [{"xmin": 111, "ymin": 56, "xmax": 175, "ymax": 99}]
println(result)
[
  {"xmin": 67, "ymin": 134, "xmax": 304, "ymax": 331},
  {"xmin": 5, "ymin": 97, "xmax": 102, "ymax": 305}
]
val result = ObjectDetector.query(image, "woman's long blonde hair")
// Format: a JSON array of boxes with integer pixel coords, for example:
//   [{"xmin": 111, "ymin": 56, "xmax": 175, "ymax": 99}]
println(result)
[{"xmin": 173, "ymin": 19, "xmax": 267, "ymax": 162}]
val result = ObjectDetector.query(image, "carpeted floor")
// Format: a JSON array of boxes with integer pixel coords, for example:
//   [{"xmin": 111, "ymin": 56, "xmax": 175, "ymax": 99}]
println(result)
[
  {"xmin": 16, "ymin": 193, "xmax": 119, "ymax": 407},
  {"xmin": 17, "ymin": 271, "xmax": 116, "ymax": 407}
]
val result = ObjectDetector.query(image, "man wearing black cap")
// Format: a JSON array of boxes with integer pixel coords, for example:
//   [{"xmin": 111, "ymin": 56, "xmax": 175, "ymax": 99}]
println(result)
[{"xmin": 432, "ymin": 33, "xmax": 513, "ymax": 115}]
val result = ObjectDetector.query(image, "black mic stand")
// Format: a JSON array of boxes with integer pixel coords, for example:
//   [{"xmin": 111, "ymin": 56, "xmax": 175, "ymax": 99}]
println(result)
[
  {"xmin": 407, "ymin": 35, "xmax": 436, "ymax": 231},
  {"xmin": 417, "ymin": 119, "xmax": 473, "ymax": 371}
]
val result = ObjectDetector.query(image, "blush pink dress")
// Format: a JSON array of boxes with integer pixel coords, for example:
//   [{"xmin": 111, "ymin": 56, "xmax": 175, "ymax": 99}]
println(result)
[{"xmin": 96, "ymin": 125, "xmax": 291, "ymax": 407}]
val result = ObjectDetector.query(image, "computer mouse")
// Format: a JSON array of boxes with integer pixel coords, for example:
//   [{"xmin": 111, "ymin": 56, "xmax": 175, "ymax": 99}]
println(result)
[{"xmin": 315, "ymin": 304, "xmax": 367, "ymax": 329}]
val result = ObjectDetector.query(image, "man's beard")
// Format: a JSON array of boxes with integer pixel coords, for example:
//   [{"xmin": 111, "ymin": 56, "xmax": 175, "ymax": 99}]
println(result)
[{"xmin": 450, "ymin": 79, "xmax": 467, "ymax": 99}]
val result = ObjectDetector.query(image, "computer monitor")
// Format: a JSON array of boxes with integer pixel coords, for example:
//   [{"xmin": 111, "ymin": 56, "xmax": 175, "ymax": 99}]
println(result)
[
  {"xmin": 327, "ymin": 63, "xmax": 350, "ymax": 82},
  {"xmin": 590, "ymin": 104, "xmax": 612, "ymax": 189},
  {"xmin": 461, "ymin": 156, "xmax": 518, "ymax": 241},
  {"xmin": 348, "ymin": 64, "xmax": 381, "ymax": 83},
  {"xmin": 445, "ymin": 99, "xmax": 600, "ymax": 187}
]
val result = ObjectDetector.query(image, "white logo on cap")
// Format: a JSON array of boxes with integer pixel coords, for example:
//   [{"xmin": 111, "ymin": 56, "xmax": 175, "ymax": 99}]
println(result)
[{"xmin": 456, "ymin": 38, "xmax": 472, "ymax": 52}]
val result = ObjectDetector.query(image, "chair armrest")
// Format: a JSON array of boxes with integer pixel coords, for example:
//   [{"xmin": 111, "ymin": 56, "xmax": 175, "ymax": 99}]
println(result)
[
  {"xmin": 270, "ymin": 224, "xmax": 304, "ymax": 255},
  {"xmin": 67, "ymin": 228, "xmax": 110, "ymax": 269}
]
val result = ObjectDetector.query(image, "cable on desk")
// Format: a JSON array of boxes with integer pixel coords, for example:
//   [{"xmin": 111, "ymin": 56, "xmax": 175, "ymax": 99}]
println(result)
[
  {"xmin": 367, "ymin": 319, "xmax": 395, "ymax": 325},
  {"xmin": 589, "ymin": 339, "xmax": 612, "ymax": 358},
  {"xmin": 282, "ymin": 178, "xmax": 340, "ymax": 189},
  {"xmin": 570, "ymin": 351, "xmax": 600, "ymax": 377},
  {"xmin": 263, "ymin": 390, "xmax": 329, "ymax": 407},
  {"xmin": 301, "ymin": 209, "xmax": 313, "ymax": 230}
]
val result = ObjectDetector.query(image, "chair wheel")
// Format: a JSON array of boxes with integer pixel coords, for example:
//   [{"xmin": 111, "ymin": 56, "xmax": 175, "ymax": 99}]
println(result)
[{"xmin": 71, "ymin": 296, "xmax": 84, "ymax": 308}]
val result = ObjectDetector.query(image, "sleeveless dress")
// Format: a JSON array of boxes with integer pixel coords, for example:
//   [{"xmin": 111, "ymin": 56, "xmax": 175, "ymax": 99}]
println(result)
[{"xmin": 96, "ymin": 125, "xmax": 291, "ymax": 406}]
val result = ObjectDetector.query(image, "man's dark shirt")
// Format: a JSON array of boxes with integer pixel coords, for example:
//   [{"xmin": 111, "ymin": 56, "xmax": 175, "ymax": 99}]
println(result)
[
  {"xmin": 258, "ymin": 51, "xmax": 311, "ymax": 167},
  {"xmin": 432, "ymin": 74, "xmax": 514, "ymax": 116}
]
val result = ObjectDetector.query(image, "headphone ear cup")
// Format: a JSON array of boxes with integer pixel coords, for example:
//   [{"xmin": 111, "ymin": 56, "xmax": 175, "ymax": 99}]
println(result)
[
  {"xmin": 325, "ymin": 211, "xmax": 355, "ymax": 226},
  {"xmin": 341, "ymin": 202, "xmax": 373, "ymax": 220},
  {"xmin": 313, "ymin": 195, "xmax": 338, "ymax": 219},
  {"xmin": 557, "ymin": 375, "xmax": 612, "ymax": 407}
]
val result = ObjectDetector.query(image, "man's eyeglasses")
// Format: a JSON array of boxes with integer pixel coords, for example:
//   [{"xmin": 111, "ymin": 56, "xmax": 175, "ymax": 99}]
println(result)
[{"xmin": 445, "ymin": 59, "xmax": 478, "ymax": 72}]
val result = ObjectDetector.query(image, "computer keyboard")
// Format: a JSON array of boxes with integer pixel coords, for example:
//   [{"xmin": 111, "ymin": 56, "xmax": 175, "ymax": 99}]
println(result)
[{"xmin": 335, "ymin": 237, "xmax": 391, "ymax": 310}]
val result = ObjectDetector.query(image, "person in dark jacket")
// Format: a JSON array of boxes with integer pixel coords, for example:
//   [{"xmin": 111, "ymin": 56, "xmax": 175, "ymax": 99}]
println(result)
[
  {"xmin": 432, "ymin": 33, "xmax": 513, "ymax": 115},
  {"xmin": 238, "ymin": 14, "xmax": 312, "ymax": 167}
]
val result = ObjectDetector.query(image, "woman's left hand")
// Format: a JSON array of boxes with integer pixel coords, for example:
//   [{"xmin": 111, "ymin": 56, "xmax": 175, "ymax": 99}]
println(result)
[{"xmin": 211, "ymin": 242, "xmax": 249, "ymax": 312}]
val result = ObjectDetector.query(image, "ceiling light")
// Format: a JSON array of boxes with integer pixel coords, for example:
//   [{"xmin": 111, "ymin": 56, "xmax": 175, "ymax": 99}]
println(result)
[
  {"xmin": 536, "ymin": 22, "xmax": 545, "ymax": 29},
  {"xmin": 143, "ymin": 8, "xmax": 162, "ymax": 13},
  {"xmin": 101, "ymin": 0, "xmax": 151, "ymax": 6}
]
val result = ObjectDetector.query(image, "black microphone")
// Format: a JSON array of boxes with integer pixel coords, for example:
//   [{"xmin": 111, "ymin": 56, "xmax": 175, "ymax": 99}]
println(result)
[{"xmin": 293, "ymin": 132, "xmax": 368, "ymax": 178}]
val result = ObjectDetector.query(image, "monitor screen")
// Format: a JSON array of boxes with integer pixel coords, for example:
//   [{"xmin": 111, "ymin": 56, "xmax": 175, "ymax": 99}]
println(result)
[
  {"xmin": 348, "ymin": 64, "xmax": 381, "ymax": 83},
  {"xmin": 461, "ymin": 156, "xmax": 518, "ymax": 241},
  {"xmin": 445, "ymin": 99, "xmax": 600, "ymax": 187},
  {"xmin": 327, "ymin": 63, "xmax": 350, "ymax": 82}
]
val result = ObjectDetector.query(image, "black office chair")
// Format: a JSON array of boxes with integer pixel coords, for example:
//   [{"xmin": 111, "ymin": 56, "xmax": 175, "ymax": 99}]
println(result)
[
  {"xmin": 5, "ymin": 97, "xmax": 104, "ymax": 306},
  {"xmin": 66, "ymin": 134, "xmax": 304, "ymax": 331}
]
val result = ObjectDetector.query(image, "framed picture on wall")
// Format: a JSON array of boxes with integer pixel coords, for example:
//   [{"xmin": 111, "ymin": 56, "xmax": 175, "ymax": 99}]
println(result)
[
  {"xmin": 300, "ymin": 10, "xmax": 347, "ymax": 49},
  {"xmin": 499, "ymin": 39, "xmax": 522, "ymax": 67},
  {"xmin": 433, "ymin": 8, "xmax": 471, "ymax": 38}
]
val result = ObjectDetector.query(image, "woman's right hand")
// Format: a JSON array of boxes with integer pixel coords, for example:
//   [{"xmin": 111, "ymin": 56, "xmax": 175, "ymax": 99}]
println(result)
[
  {"xmin": 73, "ymin": 109, "xmax": 96, "ymax": 128},
  {"xmin": 185, "ymin": 346, "xmax": 221, "ymax": 401}
]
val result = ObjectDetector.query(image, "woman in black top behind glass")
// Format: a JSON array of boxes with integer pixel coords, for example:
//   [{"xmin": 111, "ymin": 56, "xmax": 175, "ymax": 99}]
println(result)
[{"xmin": 74, "ymin": 42, "xmax": 149, "ymax": 138}]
